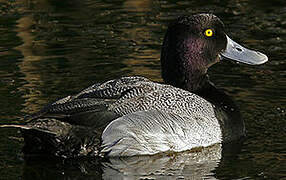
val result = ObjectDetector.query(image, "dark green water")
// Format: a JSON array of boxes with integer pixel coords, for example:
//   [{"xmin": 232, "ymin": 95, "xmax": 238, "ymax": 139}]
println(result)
[{"xmin": 0, "ymin": 0, "xmax": 285, "ymax": 179}]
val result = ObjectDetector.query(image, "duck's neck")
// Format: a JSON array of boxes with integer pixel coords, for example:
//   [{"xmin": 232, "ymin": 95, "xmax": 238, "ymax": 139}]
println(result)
[
  {"xmin": 161, "ymin": 50, "xmax": 209, "ymax": 93},
  {"xmin": 162, "ymin": 63, "xmax": 209, "ymax": 92},
  {"xmin": 182, "ymin": 69, "xmax": 210, "ymax": 92}
]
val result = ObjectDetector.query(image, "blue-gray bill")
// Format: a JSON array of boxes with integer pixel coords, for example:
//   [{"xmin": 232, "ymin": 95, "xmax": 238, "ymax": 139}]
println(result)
[{"xmin": 220, "ymin": 35, "xmax": 268, "ymax": 65}]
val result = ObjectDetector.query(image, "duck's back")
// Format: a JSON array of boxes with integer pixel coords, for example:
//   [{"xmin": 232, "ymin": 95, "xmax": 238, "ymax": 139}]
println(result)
[{"xmin": 19, "ymin": 76, "xmax": 223, "ymax": 157}]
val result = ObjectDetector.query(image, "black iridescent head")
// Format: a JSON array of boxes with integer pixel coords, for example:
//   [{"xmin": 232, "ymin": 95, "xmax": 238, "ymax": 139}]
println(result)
[{"xmin": 161, "ymin": 13, "xmax": 268, "ymax": 92}]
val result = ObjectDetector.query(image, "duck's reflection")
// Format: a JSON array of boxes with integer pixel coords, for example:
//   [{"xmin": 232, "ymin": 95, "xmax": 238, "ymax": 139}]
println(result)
[
  {"xmin": 23, "ymin": 143, "xmax": 237, "ymax": 179},
  {"xmin": 102, "ymin": 144, "xmax": 222, "ymax": 179}
]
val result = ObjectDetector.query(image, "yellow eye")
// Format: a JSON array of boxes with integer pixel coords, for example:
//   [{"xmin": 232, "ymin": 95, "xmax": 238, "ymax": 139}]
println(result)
[{"xmin": 204, "ymin": 29, "xmax": 214, "ymax": 37}]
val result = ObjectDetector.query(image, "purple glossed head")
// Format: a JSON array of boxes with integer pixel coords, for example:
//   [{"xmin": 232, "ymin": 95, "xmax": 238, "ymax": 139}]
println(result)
[{"xmin": 161, "ymin": 13, "xmax": 268, "ymax": 92}]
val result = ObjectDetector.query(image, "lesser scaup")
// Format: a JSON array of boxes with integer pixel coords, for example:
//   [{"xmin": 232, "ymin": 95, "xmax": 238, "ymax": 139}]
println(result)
[{"xmin": 1, "ymin": 14, "xmax": 268, "ymax": 157}]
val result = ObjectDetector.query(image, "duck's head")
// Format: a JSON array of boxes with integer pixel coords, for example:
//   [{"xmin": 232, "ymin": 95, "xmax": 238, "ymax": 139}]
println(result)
[{"xmin": 161, "ymin": 13, "xmax": 268, "ymax": 92}]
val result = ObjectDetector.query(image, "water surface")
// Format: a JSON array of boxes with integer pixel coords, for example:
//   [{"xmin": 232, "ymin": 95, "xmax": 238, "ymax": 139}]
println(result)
[{"xmin": 0, "ymin": 0, "xmax": 285, "ymax": 179}]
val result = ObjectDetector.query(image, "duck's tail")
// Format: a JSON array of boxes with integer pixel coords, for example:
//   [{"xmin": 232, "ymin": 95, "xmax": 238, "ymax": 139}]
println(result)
[{"xmin": 0, "ymin": 119, "xmax": 101, "ymax": 158}]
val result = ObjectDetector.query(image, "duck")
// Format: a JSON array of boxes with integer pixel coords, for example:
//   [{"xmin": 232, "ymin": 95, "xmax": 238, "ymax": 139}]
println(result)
[{"xmin": 1, "ymin": 13, "xmax": 268, "ymax": 158}]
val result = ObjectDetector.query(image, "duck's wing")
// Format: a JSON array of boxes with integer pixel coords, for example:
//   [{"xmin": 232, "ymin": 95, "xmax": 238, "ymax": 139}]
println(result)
[
  {"xmin": 101, "ymin": 109, "xmax": 222, "ymax": 157},
  {"xmin": 27, "ymin": 76, "xmax": 152, "ymax": 126}
]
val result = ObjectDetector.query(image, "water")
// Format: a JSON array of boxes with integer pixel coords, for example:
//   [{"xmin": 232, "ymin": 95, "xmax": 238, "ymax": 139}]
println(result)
[{"xmin": 0, "ymin": 0, "xmax": 285, "ymax": 179}]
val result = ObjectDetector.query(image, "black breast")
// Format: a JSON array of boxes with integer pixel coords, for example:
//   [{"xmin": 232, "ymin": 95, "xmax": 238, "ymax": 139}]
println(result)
[{"xmin": 196, "ymin": 82, "xmax": 245, "ymax": 142}]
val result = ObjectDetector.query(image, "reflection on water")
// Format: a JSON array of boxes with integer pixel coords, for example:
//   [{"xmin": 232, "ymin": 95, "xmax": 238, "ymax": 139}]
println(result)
[
  {"xmin": 103, "ymin": 144, "xmax": 221, "ymax": 180},
  {"xmin": 23, "ymin": 144, "xmax": 223, "ymax": 180},
  {"xmin": 123, "ymin": 0, "xmax": 152, "ymax": 12},
  {"xmin": 15, "ymin": 14, "xmax": 46, "ymax": 113},
  {"xmin": 0, "ymin": 0, "xmax": 285, "ymax": 179}
]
